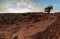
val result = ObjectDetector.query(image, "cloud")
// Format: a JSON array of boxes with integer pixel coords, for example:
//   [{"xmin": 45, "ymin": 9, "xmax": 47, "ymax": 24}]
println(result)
[
  {"xmin": 0, "ymin": 0, "xmax": 43, "ymax": 13},
  {"xmin": 0, "ymin": 9, "xmax": 6, "ymax": 13}
]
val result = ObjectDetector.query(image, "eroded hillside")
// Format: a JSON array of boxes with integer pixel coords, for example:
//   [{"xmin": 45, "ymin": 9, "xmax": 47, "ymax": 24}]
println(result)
[{"xmin": 0, "ymin": 13, "xmax": 60, "ymax": 39}]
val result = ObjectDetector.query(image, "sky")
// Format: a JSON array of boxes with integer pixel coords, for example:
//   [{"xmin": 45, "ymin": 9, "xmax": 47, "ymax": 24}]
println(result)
[{"xmin": 0, "ymin": 0, "xmax": 60, "ymax": 13}]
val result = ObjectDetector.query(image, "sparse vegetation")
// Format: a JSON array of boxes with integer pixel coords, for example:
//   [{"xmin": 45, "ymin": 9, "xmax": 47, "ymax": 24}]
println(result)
[{"xmin": 0, "ymin": 13, "xmax": 60, "ymax": 39}]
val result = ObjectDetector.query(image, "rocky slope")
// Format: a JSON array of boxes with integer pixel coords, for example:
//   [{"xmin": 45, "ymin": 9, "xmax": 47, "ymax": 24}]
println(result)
[{"xmin": 0, "ymin": 12, "xmax": 60, "ymax": 39}]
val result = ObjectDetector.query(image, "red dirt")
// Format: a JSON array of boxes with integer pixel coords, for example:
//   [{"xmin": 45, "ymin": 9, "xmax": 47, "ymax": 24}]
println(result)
[{"xmin": 0, "ymin": 12, "xmax": 60, "ymax": 39}]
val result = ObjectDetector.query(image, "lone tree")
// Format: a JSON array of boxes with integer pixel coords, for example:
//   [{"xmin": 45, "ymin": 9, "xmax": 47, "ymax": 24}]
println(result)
[{"xmin": 44, "ymin": 6, "xmax": 53, "ymax": 13}]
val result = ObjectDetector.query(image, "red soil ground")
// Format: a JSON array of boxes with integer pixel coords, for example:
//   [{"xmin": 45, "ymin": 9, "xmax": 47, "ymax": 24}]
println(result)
[{"xmin": 0, "ymin": 12, "xmax": 60, "ymax": 39}]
